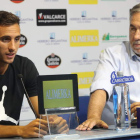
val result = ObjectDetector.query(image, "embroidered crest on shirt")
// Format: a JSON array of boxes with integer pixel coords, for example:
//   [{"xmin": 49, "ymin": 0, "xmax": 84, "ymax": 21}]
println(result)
[{"xmin": 0, "ymin": 85, "xmax": 18, "ymax": 125}]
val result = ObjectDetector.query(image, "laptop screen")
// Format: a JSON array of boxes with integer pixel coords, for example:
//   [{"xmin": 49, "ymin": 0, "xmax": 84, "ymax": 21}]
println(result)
[{"xmin": 37, "ymin": 74, "xmax": 79, "ymax": 114}]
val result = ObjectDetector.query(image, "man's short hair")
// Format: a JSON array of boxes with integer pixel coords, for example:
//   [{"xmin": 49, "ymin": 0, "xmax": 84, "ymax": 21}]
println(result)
[
  {"xmin": 0, "ymin": 11, "xmax": 20, "ymax": 26},
  {"xmin": 130, "ymin": 3, "xmax": 140, "ymax": 18}
]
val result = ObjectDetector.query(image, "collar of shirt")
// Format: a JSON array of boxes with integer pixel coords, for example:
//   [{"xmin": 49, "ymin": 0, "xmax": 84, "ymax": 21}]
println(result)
[
  {"xmin": 126, "ymin": 41, "xmax": 140, "ymax": 62},
  {"xmin": 131, "ymin": 47, "xmax": 140, "ymax": 62}
]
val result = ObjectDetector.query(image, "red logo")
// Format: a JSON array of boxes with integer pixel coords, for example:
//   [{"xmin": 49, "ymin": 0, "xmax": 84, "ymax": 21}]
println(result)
[
  {"xmin": 45, "ymin": 53, "xmax": 61, "ymax": 68},
  {"xmin": 11, "ymin": 0, "xmax": 24, "ymax": 3},
  {"xmin": 19, "ymin": 34, "xmax": 27, "ymax": 48},
  {"xmin": 38, "ymin": 13, "xmax": 44, "ymax": 19}
]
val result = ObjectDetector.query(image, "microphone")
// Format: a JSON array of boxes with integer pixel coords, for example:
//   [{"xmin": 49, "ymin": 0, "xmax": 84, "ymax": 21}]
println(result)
[{"xmin": 18, "ymin": 74, "xmax": 38, "ymax": 119}]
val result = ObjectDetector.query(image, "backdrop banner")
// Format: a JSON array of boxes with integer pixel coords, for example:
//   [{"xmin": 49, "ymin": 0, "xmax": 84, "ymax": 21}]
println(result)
[{"xmin": 1, "ymin": 0, "xmax": 138, "ymax": 121}]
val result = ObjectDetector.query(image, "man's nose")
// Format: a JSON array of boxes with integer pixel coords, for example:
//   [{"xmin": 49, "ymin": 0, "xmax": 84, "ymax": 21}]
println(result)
[
  {"xmin": 134, "ymin": 29, "xmax": 140, "ymax": 40},
  {"xmin": 8, "ymin": 40, "xmax": 16, "ymax": 52}
]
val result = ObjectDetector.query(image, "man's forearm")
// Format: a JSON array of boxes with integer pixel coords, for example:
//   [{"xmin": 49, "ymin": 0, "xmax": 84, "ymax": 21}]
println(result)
[
  {"xmin": 0, "ymin": 125, "xmax": 23, "ymax": 138},
  {"xmin": 87, "ymin": 90, "xmax": 107, "ymax": 119}
]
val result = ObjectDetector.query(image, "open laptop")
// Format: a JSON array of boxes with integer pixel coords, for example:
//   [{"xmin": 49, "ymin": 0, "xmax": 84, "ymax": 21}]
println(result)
[{"xmin": 37, "ymin": 74, "xmax": 79, "ymax": 115}]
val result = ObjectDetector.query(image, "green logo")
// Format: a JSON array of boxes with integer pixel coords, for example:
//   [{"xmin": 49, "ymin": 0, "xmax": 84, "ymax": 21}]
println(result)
[
  {"xmin": 43, "ymin": 80, "xmax": 74, "ymax": 109},
  {"xmin": 102, "ymin": 33, "xmax": 110, "ymax": 40},
  {"xmin": 102, "ymin": 33, "xmax": 127, "ymax": 42}
]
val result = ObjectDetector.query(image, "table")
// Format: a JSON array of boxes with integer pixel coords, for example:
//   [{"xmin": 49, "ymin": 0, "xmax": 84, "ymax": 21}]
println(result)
[
  {"xmin": 68, "ymin": 127, "xmax": 140, "ymax": 140},
  {"xmin": 1, "ymin": 127, "xmax": 140, "ymax": 140}
]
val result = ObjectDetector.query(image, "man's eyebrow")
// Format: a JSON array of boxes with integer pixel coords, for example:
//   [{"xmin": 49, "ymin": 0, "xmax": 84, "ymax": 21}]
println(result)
[
  {"xmin": 0, "ymin": 36, "xmax": 11, "ymax": 40},
  {"xmin": 0, "ymin": 35, "xmax": 21, "ymax": 40},
  {"xmin": 15, "ymin": 35, "xmax": 21, "ymax": 38},
  {"xmin": 130, "ymin": 24, "xmax": 136, "ymax": 28}
]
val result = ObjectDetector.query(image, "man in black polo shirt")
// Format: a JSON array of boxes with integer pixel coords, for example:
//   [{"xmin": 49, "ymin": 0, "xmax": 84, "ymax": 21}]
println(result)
[{"xmin": 0, "ymin": 11, "xmax": 68, "ymax": 138}]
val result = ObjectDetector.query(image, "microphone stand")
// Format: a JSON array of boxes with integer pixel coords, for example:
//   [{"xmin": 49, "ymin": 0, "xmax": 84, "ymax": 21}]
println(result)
[{"xmin": 18, "ymin": 74, "xmax": 38, "ymax": 119}]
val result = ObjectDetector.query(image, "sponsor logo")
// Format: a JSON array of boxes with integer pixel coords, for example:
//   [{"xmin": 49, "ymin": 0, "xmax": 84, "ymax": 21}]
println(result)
[
  {"xmin": 38, "ymin": 13, "xmax": 43, "ymax": 19},
  {"xmin": 102, "ymin": 33, "xmax": 127, "ymax": 42},
  {"xmin": 83, "ymin": 53, "xmax": 87, "ymax": 59},
  {"xmin": 15, "ymin": 11, "xmax": 21, "ymax": 17},
  {"xmin": 36, "ymin": 9, "xmax": 67, "ymax": 26},
  {"xmin": 101, "ymin": 11, "xmax": 127, "ymax": 22},
  {"xmin": 101, "ymin": 0, "xmax": 126, "ymax": 1},
  {"xmin": 37, "ymin": 32, "xmax": 67, "ymax": 45},
  {"xmin": 81, "ymin": 11, "xmax": 86, "ymax": 17},
  {"xmin": 110, "ymin": 71, "xmax": 135, "ymax": 84},
  {"xmin": 15, "ymin": 11, "xmax": 33, "ymax": 24},
  {"xmin": 112, "ymin": 11, "xmax": 117, "ymax": 17},
  {"xmin": 11, "ymin": 0, "xmax": 24, "ymax": 3},
  {"xmin": 50, "ymin": 33, "xmax": 55, "ymax": 39},
  {"xmin": 70, "ymin": 30, "xmax": 99, "ymax": 47},
  {"xmin": 69, "ymin": 0, "xmax": 98, "ymax": 4},
  {"xmin": 71, "ymin": 53, "xmax": 98, "ymax": 65},
  {"xmin": 71, "ymin": 72, "xmax": 94, "ymax": 89},
  {"xmin": 45, "ymin": 53, "xmax": 61, "ymax": 68},
  {"xmin": 20, "ymin": 34, "xmax": 27, "ymax": 48},
  {"xmin": 70, "ymin": 11, "xmax": 98, "ymax": 23},
  {"xmin": 45, "ymin": 0, "xmax": 59, "ymax": 2}
]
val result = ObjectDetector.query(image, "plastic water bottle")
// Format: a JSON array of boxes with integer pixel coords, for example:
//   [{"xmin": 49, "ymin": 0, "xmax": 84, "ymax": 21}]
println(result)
[{"xmin": 113, "ymin": 71, "xmax": 131, "ymax": 131}]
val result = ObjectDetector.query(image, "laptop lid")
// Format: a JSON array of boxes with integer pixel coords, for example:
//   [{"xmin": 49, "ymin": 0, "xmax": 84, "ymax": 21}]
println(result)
[{"xmin": 37, "ymin": 74, "xmax": 79, "ymax": 114}]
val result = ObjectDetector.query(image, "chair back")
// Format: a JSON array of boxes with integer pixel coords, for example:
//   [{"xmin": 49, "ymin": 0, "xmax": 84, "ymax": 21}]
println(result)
[{"xmin": 77, "ymin": 96, "xmax": 90, "ymax": 124}]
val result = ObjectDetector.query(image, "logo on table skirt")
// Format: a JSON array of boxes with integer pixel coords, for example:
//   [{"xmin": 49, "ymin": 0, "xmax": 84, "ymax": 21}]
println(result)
[
  {"xmin": 45, "ymin": 53, "xmax": 61, "ymax": 68},
  {"xmin": 70, "ymin": 30, "xmax": 99, "ymax": 47},
  {"xmin": 36, "ymin": 9, "xmax": 67, "ymax": 26},
  {"xmin": 69, "ymin": 0, "xmax": 98, "ymax": 4},
  {"xmin": 72, "ymin": 72, "xmax": 94, "ymax": 89},
  {"xmin": 11, "ymin": 0, "xmax": 24, "ymax": 3},
  {"xmin": 20, "ymin": 34, "xmax": 27, "ymax": 48}
]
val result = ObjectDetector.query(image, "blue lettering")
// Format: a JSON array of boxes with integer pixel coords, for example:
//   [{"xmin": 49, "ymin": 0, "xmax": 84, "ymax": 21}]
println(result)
[{"xmin": 110, "ymin": 71, "xmax": 135, "ymax": 84}]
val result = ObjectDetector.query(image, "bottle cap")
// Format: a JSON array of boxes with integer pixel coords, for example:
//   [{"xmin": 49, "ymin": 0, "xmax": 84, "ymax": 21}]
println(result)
[{"xmin": 117, "ymin": 71, "xmax": 123, "ymax": 77}]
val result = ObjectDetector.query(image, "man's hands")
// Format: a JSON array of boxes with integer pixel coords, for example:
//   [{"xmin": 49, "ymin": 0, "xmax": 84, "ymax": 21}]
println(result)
[
  {"xmin": 19, "ymin": 116, "xmax": 69, "ymax": 138},
  {"xmin": 49, "ymin": 116, "xmax": 69, "ymax": 134},
  {"xmin": 19, "ymin": 119, "xmax": 47, "ymax": 138},
  {"xmin": 131, "ymin": 102, "xmax": 140, "ymax": 118},
  {"xmin": 76, "ymin": 90, "xmax": 108, "ymax": 131},
  {"xmin": 76, "ymin": 117, "xmax": 108, "ymax": 131}
]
